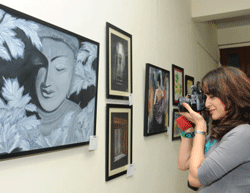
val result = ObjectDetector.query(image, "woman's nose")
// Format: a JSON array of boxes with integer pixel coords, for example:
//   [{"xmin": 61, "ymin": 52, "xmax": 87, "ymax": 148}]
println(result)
[{"xmin": 43, "ymin": 66, "xmax": 52, "ymax": 87}]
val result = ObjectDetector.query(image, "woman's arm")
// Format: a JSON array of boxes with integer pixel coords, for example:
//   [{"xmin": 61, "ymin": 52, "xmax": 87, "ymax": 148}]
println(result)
[
  {"xmin": 188, "ymin": 121, "xmax": 206, "ymax": 188},
  {"xmin": 179, "ymin": 103, "xmax": 207, "ymax": 188},
  {"xmin": 178, "ymin": 127, "xmax": 194, "ymax": 171}
]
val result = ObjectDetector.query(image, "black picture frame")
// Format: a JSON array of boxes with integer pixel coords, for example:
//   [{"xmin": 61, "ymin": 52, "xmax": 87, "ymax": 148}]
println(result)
[
  {"xmin": 172, "ymin": 64, "xmax": 184, "ymax": 106},
  {"xmin": 106, "ymin": 22, "xmax": 132, "ymax": 100},
  {"xmin": 0, "ymin": 4, "xmax": 99, "ymax": 159},
  {"xmin": 185, "ymin": 75, "xmax": 195, "ymax": 96},
  {"xmin": 106, "ymin": 104, "xmax": 133, "ymax": 181},
  {"xmin": 172, "ymin": 109, "xmax": 182, "ymax": 141},
  {"xmin": 144, "ymin": 63, "xmax": 170, "ymax": 136}
]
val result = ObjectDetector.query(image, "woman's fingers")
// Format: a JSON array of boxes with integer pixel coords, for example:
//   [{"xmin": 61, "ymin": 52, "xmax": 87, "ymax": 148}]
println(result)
[{"xmin": 182, "ymin": 103, "xmax": 193, "ymax": 113}]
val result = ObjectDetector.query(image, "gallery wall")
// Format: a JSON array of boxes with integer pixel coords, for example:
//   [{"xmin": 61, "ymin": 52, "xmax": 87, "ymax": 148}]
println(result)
[
  {"xmin": 192, "ymin": 0, "xmax": 250, "ymax": 21},
  {"xmin": 218, "ymin": 24, "xmax": 250, "ymax": 49},
  {"xmin": 0, "ymin": 0, "xmax": 218, "ymax": 192}
]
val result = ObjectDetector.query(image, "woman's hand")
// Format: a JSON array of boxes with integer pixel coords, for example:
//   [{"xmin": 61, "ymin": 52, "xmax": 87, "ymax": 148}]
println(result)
[{"xmin": 180, "ymin": 103, "xmax": 206, "ymax": 131}]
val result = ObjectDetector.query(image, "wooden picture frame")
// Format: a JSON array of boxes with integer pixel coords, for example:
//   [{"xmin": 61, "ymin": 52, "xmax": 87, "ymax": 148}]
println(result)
[
  {"xmin": 185, "ymin": 75, "xmax": 194, "ymax": 96},
  {"xmin": 144, "ymin": 63, "xmax": 170, "ymax": 136},
  {"xmin": 106, "ymin": 104, "xmax": 132, "ymax": 181},
  {"xmin": 172, "ymin": 109, "xmax": 182, "ymax": 141},
  {"xmin": 0, "ymin": 4, "xmax": 99, "ymax": 159},
  {"xmin": 106, "ymin": 22, "xmax": 132, "ymax": 100},
  {"xmin": 172, "ymin": 64, "xmax": 184, "ymax": 106}
]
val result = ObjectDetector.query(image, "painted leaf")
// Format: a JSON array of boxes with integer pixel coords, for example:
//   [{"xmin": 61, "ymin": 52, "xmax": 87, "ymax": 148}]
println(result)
[
  {"xmin": 46, "ymin": 128, "xmax": 63, "ymax": 147},
  {"xmin": 25, "ymin": 103, "xmax": 37, "ymax": 112},
  {"xmin": 0, "ymin": 121, "xmax": 20, "ymax": 154},
  {"xmin": 61, "ymin": 111, "xmax": 74, "ymax": 127},
  {"xmin": 34, "ymin": 134, "xmax": 48, "ymax": 148},
  {"xmin": 0, "ymin": 98, "xmax": 7, "ymax": 109},
  {"xmin": 18, "ymin": 115, "xmax": 41, "ymax": 131},
  {"xmin": 19, "ymin": 140, "xmax": 30, "ymax": 151},
  {"xmin": 0, "ymin": 44, "xmax": 11, "ymax": 61},
  {"xmin": 15, "ymin": 19, "xmax": 42, "ymax": 50},
  {"xmin": 2, "ymin": 78, "xmax": 22, "ymax": 102},
  {"xmin": 11, "ymin": 108, "xmax": 25, "ymax": 125},
  {"xmin": 69, "ymin": 42, "xmax": 97, "ymax": 96},
  {"xmin": 0, "ymin": 11, "xmax": 42, "ymax": 61},
  {"xmin": 77, "ymin": 98, "xmax": 95, "ymax": 141}
]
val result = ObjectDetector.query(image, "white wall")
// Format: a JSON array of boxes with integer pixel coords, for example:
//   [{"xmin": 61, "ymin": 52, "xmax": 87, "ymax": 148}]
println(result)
[
  {"xmin": 218, "ymin": 24, "xmax": 250, "ymax": 49},
  {"xmin": 0, "ymin": 0, "xmax": 218, "ymax": 193},
  {"xmin": 192, "ymin": 0, "xmax": 250, "ymax": 21}
]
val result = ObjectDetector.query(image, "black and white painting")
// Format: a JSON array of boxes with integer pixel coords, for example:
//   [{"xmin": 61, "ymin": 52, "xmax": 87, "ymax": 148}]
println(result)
[
  {"xmin": 106, "ymin": 22, "xmax": 132, "ymax": 100},
  {"xmin": 110, "ymin": 34, "xmax": 128, "ymax": 93},
  {"xmin": 0, "ymin": 4, "xmax": 99, "ymax": 159}
]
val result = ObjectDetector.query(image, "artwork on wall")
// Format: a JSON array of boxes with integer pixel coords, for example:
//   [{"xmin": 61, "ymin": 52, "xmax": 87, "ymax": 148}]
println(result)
[
  {"xmin": 172, "ymin": 64, "xmax": 184, "ymax": 106},
  {"xmin": 172, "ymin": 109, "xmax": 182, "ymax": 141},
  {"xmin": 185, "ymin": 75, "xmax": 194, "ymax": 96},
  {"xmin": 106, "ymin": 22, "xmax": 132, "ymax": 100},
  {"xmin": 144, "ymin": 63, "xmax": 170, "ymax": 136},
  {"xmin": 106, "ymin": 104, "xmax": 132, "ymax": 181},
  {"xmin": 0, "ymin": 4, "xmax": 99, "ymax": 159}
]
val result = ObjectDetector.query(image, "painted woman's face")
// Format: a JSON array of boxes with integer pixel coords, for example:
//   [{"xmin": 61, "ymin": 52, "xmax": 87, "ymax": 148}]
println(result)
[
  {"xmin": 36, "ymin": 38, "xmax": 75, "ymax": 112},
  {"xmin": 205, "ymin": 94, "xmax": 227, "ymax": 120}
]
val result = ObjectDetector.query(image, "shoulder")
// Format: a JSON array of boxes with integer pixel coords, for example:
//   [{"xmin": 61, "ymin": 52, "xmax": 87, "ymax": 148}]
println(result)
[
  {"xmin": 229, "ymin": 124, "xmax": 250, "ymax": 134},
  {"xmin": 222, "ymin": 124, "xmax": 250, "ymax": 141}
]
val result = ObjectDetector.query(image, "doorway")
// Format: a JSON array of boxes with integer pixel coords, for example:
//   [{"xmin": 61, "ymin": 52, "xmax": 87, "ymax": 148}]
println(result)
[{"xmin": 220, "ymin": 46, "xmax": 250, "ymax": 78}]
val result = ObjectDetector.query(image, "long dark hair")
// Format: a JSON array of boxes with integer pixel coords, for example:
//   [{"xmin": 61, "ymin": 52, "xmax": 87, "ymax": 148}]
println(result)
[{"xmin": 202, "ymin": 67, "xmax": 250, "ymax": 140}]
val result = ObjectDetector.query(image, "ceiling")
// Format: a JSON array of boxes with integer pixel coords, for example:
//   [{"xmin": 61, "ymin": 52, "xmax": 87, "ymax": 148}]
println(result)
[{"xmin": 213, "ymin": 15, "xmax": 250, "ymax": 29}]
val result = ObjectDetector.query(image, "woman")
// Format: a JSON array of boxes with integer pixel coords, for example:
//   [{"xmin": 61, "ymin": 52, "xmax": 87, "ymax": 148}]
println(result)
[{"xmin": 178, "ymin": 67, "xmax": 250, "ymax": 192}]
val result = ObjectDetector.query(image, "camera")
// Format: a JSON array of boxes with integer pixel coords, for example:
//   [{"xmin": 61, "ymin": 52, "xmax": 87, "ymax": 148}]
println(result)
[{"xmin": 178, "ymin": 82, "xmax": 206, "ymax": 112}]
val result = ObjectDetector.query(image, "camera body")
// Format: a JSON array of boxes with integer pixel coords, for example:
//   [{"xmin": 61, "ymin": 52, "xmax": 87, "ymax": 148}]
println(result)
[{"xmin": 178, "ymin": 83, "xmax": 206, "ymax": 112}]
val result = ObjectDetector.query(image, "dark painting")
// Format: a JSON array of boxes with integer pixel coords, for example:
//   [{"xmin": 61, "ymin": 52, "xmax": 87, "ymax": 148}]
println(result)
[{"xmin": 144, "ymin": 63, "xmax": 170, "ymax": 136}]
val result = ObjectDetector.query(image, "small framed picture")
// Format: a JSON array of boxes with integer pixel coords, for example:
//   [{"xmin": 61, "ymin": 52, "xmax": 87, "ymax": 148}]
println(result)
[
  {"xmin": 185, "ymin": 75, "xmax": 194, "ymax": 96},
  {"xmin": 144, "ymin": 63, "xmax": 170, "ymax": 136},
  {"xmin": 106, "ymin": 104, "xmax": 132, "ymax": 181},
  {"xmin": 106, "ymin": 22, "xmax": 132, "ymax": 100},
  {"xmin": 172, "ymin": 64, "xmax": 184, "ymax": 106},
  {"xmin": 172, "ymin": 109, "xmax": 182, "ymax": 141}
]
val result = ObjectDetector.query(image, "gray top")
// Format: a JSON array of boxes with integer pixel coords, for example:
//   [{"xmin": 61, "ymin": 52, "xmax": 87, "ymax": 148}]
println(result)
[{"xmin": 198, "ymin": 124, "xmax": 250, "ymax": 193}]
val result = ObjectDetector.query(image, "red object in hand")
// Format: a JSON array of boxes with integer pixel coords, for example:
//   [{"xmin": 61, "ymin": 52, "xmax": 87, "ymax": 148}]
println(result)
[{"xmin": 176, "ymin": 116, "xmax": 194, "ymax": 131}]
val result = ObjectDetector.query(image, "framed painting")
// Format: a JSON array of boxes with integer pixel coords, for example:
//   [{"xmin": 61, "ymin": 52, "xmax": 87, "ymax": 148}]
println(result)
[
  {"xmin": 0, "ymin": 4, "xmax": 99, "ymax": 159},
  {"xmin": 172, "ymin": 64, "xmax": 184, "ymax": 106},
  {"xmin": 106, "ymin": 22, "xmax": 132, "ymax": 100},
  {"xmin": 144, "ymin": 63, "xmax": 170, "ymax": 136},
  {"xmin": 106, "ymin": 104, "xmax": 132, "ymax": 181},
  {"xmin": 185, "ymin": 75, "xmax": 194, "ymax": 96},
  {"xmin": 172, "ymin": 109, "xmax": 182, "ymax": 141}
]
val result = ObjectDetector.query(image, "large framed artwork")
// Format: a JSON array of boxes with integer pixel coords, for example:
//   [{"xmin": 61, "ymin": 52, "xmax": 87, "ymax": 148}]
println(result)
[
  {"xmin": 106, "ymin": 104, "xmax": 132, "ymax": 181},
  {"xmin": 185, "ymin": 75, "xmax": 194, "ymax": 96},
  {"xmin": 172, "ymin": 109, "xmax": 182, "ymax": 141},
  {"xmin": 0, "ymin": 4, "xmax": 99, "ymax": 159},
  {"xmin": 106, "ymin": 22, "xmax": 132, "ymax": 100},
  {"xmin": 172, "ymin": 64, "xmax": 184, "ymax": 106},
  {"xmin": 144, "ymin": 63, "xmax": 170, "ymax": 136}
]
